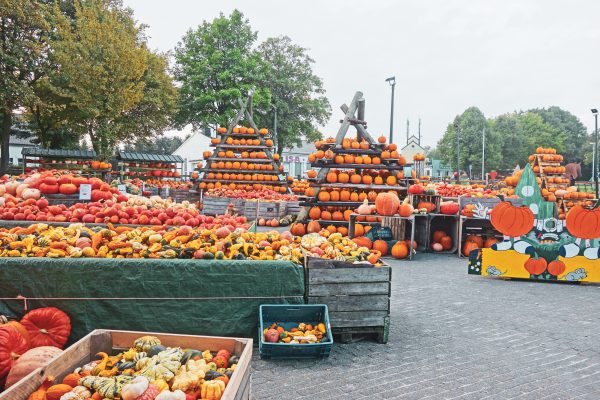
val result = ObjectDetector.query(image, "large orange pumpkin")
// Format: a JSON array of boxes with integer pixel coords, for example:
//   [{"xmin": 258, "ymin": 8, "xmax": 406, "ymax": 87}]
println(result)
[
  {"xmin": 565, "ymin": 205, "xmax": 600, "ymax": 239},
  {"xmin": 432, "ymin": 230, "xmax": 446, "ymax": 243},
  {"xmin": 391, "ymin": 241, "xmax": 409, "ymax": 259},
  {"xmin": 290, "ymin": 223, "xmax": 306, "ymax": 236},
  {"xmin": 375, "ymin": 192, "xmax": 400, "ymax": 216},
  {"xmin": 439, "ymin": 235, "xmax": 452, "ymax": 250},
  {"xmin": 490, "ymin": 201, "xmax": 534, "ymax": 237},
  {"xmin": 465, "ymin": 235, "xmax": 484, "ymax": 248}
]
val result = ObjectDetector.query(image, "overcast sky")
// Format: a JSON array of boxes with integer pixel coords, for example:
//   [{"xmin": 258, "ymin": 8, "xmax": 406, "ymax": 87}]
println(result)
[{"xmin": 125, "ymin": 0, "xmax": 600, "ymax": 148}]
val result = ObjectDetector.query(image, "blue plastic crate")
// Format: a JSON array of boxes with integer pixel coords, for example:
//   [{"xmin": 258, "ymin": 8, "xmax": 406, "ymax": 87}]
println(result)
[{"xmin": 259, "ymin": 304, "xmax": 333, "ymax": 359}]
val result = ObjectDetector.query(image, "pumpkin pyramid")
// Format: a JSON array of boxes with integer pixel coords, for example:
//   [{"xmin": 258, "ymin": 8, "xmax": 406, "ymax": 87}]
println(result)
[
  {"xmin": 299, "ymin": 91, "xmax": 408, "ymax": 236},
  {"xmin": 195, "ymin": 94, "xmax": 289, "ymax": 193}
]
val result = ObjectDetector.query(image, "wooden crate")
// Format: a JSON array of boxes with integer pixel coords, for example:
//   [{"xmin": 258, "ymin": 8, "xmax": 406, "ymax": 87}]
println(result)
[
  {"xmin": 409, "ymin": 194, "xmax": 441, "ymax": 213},
  {"xmin": 0, "ymin": 329, "xmax": 252, "ymax": 400},
  {"xmin": 44, "ymin": 194, "xmax": 87, "ymax": 207},
  {"xmin": 285, "ymin": 200, "xmax": 301, "ymax": 216},
  {"xmin": 202, "ymin": 197, "xmax": 245, "ymax": 216},
  {"xmin": 243, "ymin": 201, "xmax": 285, "ymax": 220},
  {"xmin": 305, "ymin": 257, "xmax": 391, "ymax": 343}
]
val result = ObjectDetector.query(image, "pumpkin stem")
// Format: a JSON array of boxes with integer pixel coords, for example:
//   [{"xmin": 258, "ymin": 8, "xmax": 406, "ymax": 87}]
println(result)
[
  {"xmin": 10, "ymin": 351, "xmax": 21, "ymax": 360},
  {"xmin": 40, "ymin": 328, "xmax": 48, "ymax": 334}
]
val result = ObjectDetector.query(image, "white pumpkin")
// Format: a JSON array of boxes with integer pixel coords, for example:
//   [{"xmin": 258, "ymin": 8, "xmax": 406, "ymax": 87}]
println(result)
[
  {"xmin": 555, "ymin": 189, "xmax": 567, "ymax": 197},
  {"xmin": 432, "ymin": 242, "xmax": 444, "ymax": 252},
  {"xmin": 357, "ymin": 199, "xmax": 371, "ymax": 215},
  {"xmin": 21, "ymin": 188, "xmax": 41, "ymax": 200},
  {"xmin": 4, "ymin": 181, "xmax": 19, "ymax": 195},
  {"xmin": 155, "ymin": 390, "xmax": 186, "ymax": 400}
]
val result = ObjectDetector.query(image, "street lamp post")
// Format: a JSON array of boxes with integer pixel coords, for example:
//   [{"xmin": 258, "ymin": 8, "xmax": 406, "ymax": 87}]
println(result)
[
  {"xmin": 593, "ymin": 109, "xmax": 598, "ymax": 198},
  {"xmin": 386, "ymin": 77, "xmax": 396, "ymax": 143},
  {"xmin": 454, "ymin": 122, "xmax": 460, "ymax": 183}
]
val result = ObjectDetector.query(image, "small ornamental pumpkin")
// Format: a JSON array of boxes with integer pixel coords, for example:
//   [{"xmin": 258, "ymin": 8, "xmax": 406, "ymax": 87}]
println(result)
[
  {"xmin": 357, "ymin": 199, "xmax": 371, "ymax": 215},
  {"xmin": 61, "ymin": 372, "xmax": 82, "ymax": 387},
  {"xmin": 0, "ymin": 316, "xmax": 29, "ymax": 346},
  {"xmin": 375, "ymin": 192, "xmax": 400, "ymax": 216},
  {"xmin": 201, "ymin": 380, "xmax": 226, "ymax": 400},
  {"xmin": 391, "ymin": 241, "xmax": 409, "ymax": 259},
  {"xmin": 45, "ymin": 384, "xmax": 73, "ymax": 400},
  {"xmin": 133, "ymin": 336, "xmax": 161, "ymax": 353},
  {"xmin": 121, "ymin": 376, "xmax": 160, "ymax": 400},
  {"xmin": 20, "ymin": 307, "xmax": 71, "ymax": 349},
  {"xmin": 398, "ymin": 198, "xmax": 414, "ymax": 217}
]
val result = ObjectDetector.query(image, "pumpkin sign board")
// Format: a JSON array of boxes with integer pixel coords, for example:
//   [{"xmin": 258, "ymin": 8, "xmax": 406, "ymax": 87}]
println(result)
[{"xmin": 468, "ymin": 164, "xmax": 600, "ymax": 283}]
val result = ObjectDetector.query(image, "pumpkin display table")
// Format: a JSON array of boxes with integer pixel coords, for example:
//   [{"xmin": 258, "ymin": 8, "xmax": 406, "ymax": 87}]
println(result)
[{"xmin": 0, "ymin": 258, "xmax": 304, "ymax": 343}]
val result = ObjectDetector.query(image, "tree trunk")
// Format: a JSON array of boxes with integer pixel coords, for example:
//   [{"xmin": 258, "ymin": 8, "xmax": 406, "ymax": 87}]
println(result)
[
  {"xmin": 277, "ymin": 137, "xmax": 284, "ymax": 157},
  {"xmin": 1, "ymin": 111, "xmax": 11, "ymax": 174}
]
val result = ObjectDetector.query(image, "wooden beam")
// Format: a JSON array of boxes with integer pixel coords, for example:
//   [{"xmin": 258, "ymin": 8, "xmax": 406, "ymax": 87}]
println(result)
[
  {"xmin": 341, "ymin": 104, "xmax": 376, "ymax": 144},
  {"xmin": 334, "ymin": 91, "xmax": 362, "ymax": 145}
]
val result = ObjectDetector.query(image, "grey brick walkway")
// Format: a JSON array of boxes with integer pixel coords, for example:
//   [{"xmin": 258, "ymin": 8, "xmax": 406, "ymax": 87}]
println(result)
[{"xmin": 250, "ymin": 253, "xmax": 600, "ymax": 399}]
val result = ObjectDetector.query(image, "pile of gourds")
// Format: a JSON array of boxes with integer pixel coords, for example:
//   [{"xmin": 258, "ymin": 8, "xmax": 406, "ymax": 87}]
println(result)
[
  {"xmin": 263, "ymin": 322, "xmax": 328, "ymax": 344},
  {"xmin": 25, "ymin": 335, "xmax": 235, "ymax": 400},
  {"xmin": 0, "ymin": 223, "xmax": 373, "ymax": 264}
]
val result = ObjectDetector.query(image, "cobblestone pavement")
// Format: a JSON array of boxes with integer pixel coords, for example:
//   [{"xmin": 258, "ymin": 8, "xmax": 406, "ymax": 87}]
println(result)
[{"xmin": 250, "ymin": 253, "xmax": 600, "ymax": 399}]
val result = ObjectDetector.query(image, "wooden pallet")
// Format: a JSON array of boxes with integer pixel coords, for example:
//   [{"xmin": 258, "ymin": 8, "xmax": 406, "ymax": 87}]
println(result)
[
  {"xmin": 333, "ymin": 319, "xmax": 390, "ymax": 344},
  {"xmin": 243, "ymin": 200, "xmax": 285, "ymax": 220},
  {"xmin": 305, "ymin": 256, "xmax": 391, "ymax": 344},
  {"xmin": 202, "ymin": 197, "xmax": 245, "ymax": 216}
]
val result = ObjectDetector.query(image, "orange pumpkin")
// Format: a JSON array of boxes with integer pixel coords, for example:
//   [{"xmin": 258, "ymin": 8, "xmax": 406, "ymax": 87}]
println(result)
[
  {"xmin": 465, "ymin": 235, "xmax": 484, "ymax": 248},
  {"xmin": 373, "ymin": 240, "xmax": 388, "ymax": 255},
  {"xmin": 290, "ymin": 223, "xmax": 305, "ymax": 236},
  {"xmin": 391, "ymin": 241, "xmax": 409, "ymax": 259},
  {"xmin": 565, "ymin": 205, "xmax": 600, "ymax": 239},
  {"xmin": 46, "ymin": 384, "xmax": 73, "ymax": 400},
  {"xmin": 375, "ymin": 192, "xmax": 400, "ymax": 216},
  {"xmin": 462, "ymin": 240, "xmax": 480, "ymax": 257},
  {"xmin": 440, "ymin": 235, "xmax": 452, "ymax": 250},
  {"xmin": 309, "ymin": 207, "xmax": 321, "ymax": 220},
  {"xmin": 352, "ymin": 236, "xmax": 372, "ymax": 249},
  {"xmin": 307, "ymin": 221, "xmax": 321, "ymax": 233},
  {"xmin": 490, "ymin": 201, "xmax": 534, "ymax": 237},
  {"xmin": 398, "ymin": 198, "xmax": 414, "ymax": 217},
  {"xmin": 483, "ymin": 237, "xmax": 499, "ymax": 248}
]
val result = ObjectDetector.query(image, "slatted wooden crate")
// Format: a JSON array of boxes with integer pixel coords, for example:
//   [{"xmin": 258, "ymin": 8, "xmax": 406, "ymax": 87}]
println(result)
[
  {"xmin": 202, "ymin": 197, "xmax": 245, "ymax": 216},
  {"xmin": 305, "ymin": 257, "xmax": 391, "ymax": 343},
  {"xmin": 44, "ymin": 194, "xmax": 87, "ymax": 207},
  {"xmin": 0, "ymin": 329, "xmax": 252, "ymax": 400},
  {"xmin": 243, "ymin": 201, "xmax": 286, "ymax": 220},
  {"xmin": 167, "ymin": 189, "xmax": 200, "ymax": 204},
  {"xmin": 285, "ymin": 200, "xmax": 301, "ymax": 216}
]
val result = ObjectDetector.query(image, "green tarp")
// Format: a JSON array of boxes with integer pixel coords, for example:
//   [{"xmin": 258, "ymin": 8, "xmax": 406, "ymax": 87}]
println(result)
[{"xmin": 0, "ymin": 258, "xmax": 304, "ymax": 343}]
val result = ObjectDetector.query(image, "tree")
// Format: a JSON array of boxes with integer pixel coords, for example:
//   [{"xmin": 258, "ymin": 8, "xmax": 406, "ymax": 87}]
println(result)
[
  {"xmin": 123, "ymin": 135, "xmax": 189, "ymax": 154},
  {"xmin": 0, "ymin": 1, "xmax": 52, "ymax": 172},
  {"xmin": 257, "ymin": 36, "xmax": 330, "ymax": 154},
  {"xmin": 46, "ymin": 0, "xmax": 177, "ymax": 159},
  {"xmin": 173, "ymin": 9, "xmax": 269, "ymax": 131}
]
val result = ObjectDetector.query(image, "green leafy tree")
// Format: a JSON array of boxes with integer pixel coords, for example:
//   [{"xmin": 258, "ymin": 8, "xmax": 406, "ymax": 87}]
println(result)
[
  {"xmin": 174, "ymin": 10, "xmax": 268, "ymax": 131},
  {"xmin": 46, "ymin": 0, "xmax": 177, "ymax": 159},
  {"xmin": 0, "ymin": 0, "xmax": 52, "ymax": 172},
  {"xmin": 257, "ymin": 36, "xmax": 330, "ymax": 154}
]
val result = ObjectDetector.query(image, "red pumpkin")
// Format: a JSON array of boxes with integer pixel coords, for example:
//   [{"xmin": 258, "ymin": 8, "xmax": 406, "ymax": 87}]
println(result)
[
  {"xmin": 547, "ymin": 260, "xmax": 566, "ymax": 276},
  {"xmin": 20, "ymin": 307, "xmax": 71, "ymax": 349},
  {"xmin": 408, "ymin": 184, "xmax": 424, "ymax": 194},
  {"xmin": 462, "ymin": 240, "xmax": 480, "ymax": 257},
  {"xmin": 372, "ymin": 240, "xmax": 389, "ymax": 256},
  {"xmin": 352, "ymin": 236, "xmax": 372, "ymax": 249},
  {"xmin": 439, "ymin": 235, "xmax": 452, "ymax": 251},
  {"xmin": 524, "ymin": 257, "xmax": 547, "ymax": 275},
  {"xmin": 264, "ymin": 329, "xmax": 279, "ymax": 343},
  {"xmin": 58, "ymin": 183, "xmax": 78, "ymax": 195},
  {"xmin": 432, "ymin": 230, "xmax": 446, "ymax": 243},
  {"xmin": 39, "ymin": 183, "xmax": 59, "ymax": 194},
  {"xmin": 375, "ymin": 192, "xmax": 400, "ymax": 216},
  {"xmin": 306, "ymin": 221, "xmax": 321, "ymax": 234},
  {"xmin": 0, "ymin": 325, "xmax": 29, "ymax": 381},
  {"xmin": 439, "ymin": 202, "xmax": 459, "ymax": 215},
  {"xmin": 290, "ymin": 223, "xmax": 306, "ymax": 236},
  {"xmin": 417, "ymin": 201, "xmax": 436, "ymax": 213}
]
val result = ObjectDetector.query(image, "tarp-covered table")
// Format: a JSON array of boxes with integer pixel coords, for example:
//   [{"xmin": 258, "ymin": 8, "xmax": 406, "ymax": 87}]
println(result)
[{"xmin": 0, "ymin": 258, "xmax": 304, "ymax": 343}]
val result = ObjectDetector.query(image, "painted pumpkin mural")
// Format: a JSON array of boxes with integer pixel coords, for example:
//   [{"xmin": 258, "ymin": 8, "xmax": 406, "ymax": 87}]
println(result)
[{"xmin": 468, "ymin": 164, "xmax": 600, "ymax": 282}]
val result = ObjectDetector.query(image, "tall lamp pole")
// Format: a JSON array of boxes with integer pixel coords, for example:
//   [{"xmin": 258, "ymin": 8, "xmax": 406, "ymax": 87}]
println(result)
[
  {"xmin": 481, "ymin": 127, "xmax": 485, "ymax": 181},
  {"xmin": 454, "ymin": 122, "xmax": 460, "ymax": 183},
  {"xmin": 593, "ymin": 109, "xmax": 599, "ymax": 198},
  {"xmin": 386, "ymin": 76, "xmax": 396, "ymax": 143}
]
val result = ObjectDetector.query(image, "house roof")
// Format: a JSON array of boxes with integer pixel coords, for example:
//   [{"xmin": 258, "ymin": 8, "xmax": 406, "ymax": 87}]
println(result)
[
  {"xmin": 117, "ymin": 151, "xmax": 184, "ymax": 163},
  {"xmin": 22, "ymin": 148, "xmax": 96, "ymax": 159},
  {"xmin": 10, "ymin": 136, "xmax": 34, "ymax": 146}
]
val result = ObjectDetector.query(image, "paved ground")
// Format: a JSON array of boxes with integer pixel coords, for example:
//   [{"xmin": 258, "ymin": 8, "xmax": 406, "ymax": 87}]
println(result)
[{"xmin": 250, "ymin": 253, "xmax": 600, "ymax": 399}]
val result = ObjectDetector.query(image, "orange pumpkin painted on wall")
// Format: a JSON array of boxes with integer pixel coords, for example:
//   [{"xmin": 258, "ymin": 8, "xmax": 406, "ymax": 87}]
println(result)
[{"xmin": 490, "ymin": 201, "xmax": 534, "ymax": 237}]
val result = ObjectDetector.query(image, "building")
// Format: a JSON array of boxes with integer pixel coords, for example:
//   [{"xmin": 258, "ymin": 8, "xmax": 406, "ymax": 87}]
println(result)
[
  {"xmin": 171, "ymin": 128, "xmax": 212, "ymax": 175},
  {"xmin": 281, "ymin": 142, "xmax": 315, "ymax": 178},
  {"xmin": 400, "ymin": 120, "xmax": 426, "ymax": 163},
  {"xmin": 8, "ymin": 135, "xmax": 35, "ymax": 166},
  {"xmin": 428, "ymin": 159, "xmax": 453, "ymax": 179}
]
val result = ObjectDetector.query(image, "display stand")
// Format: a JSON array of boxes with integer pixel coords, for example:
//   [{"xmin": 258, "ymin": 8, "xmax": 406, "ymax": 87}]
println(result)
[
  {"xmin": 348, "ymin": 213, "xmax": 417, "ymax": 260},
  {"xmin": 115, "ymin": 151, "xmax": 184, "ymax": 182},
  {"xmin": 195, "ymin": 92, "xmax": 289, "ymax": 195},
  {"xmin": 301, "ymin": 91, "xmax": 407, "ymax": 233},
  {"xmin": 22, "ymin": 148, "xmax": 107, "ymax": 176}
]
